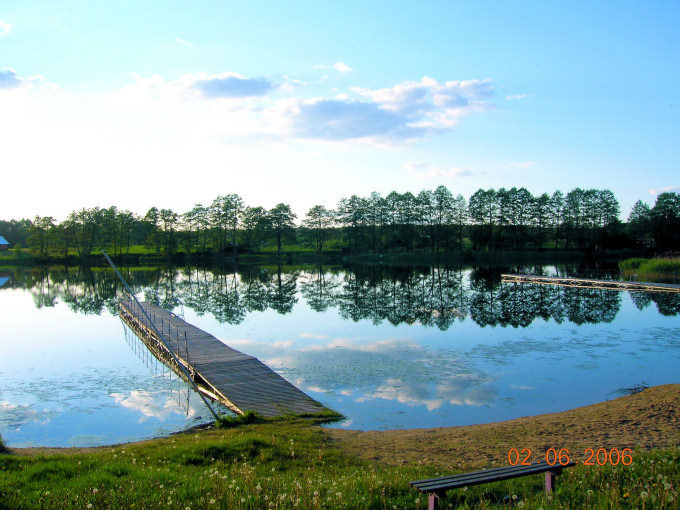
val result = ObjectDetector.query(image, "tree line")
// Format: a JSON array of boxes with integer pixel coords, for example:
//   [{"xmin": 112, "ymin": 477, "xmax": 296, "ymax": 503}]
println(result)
[{"xmin": 1, "ymin": 188, "xmax": 679, "ymax": 258}]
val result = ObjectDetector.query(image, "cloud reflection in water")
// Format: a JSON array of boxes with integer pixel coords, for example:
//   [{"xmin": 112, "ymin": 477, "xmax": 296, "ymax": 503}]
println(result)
[
  {"xmin": 110, "ymin": 389, "xmax": 202, "ymax": 422},
  {"xmin": 0, "ymin": 401, "xmax": 58, "ymax": 428},
  {"xmin": 240, "ymin": 337, "xmax": 498, "ymax": 414}
]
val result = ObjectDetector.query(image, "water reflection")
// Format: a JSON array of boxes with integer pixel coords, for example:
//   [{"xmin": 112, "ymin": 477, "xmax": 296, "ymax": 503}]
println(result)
[
  {"xmin": 260, "ymin": 336, "xmax": 497, "ymax": 412},
  {"xmin": 0, "ymin": 401, "xmax": 57, "ymax": 429},
  {"xmin": 2, "ymin": 263, "xmax": 679, "ymax": 435},
  {"xmin": 0, "ymin": 286, "xmax": 224, "ymax": 447},
  {"xmin": 3, "ymin": 264, "xmax": 679, "ymax": 327}
]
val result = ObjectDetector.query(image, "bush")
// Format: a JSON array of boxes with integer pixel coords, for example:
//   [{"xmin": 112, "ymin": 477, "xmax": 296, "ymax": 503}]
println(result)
[
  {"xmin": 216, "ymin": 410, "xmax": 264, "ymax": 428},
  {"xmin": 647, "ymin": 258, "xmax": 680, "ymax": 273},
  {"xmin": 619, "ymin": 257, "xmax": 680, "ymax": 281},
  {"xmin": 619, "ymin": 258, "xmax": 646, "ymax": 271}
]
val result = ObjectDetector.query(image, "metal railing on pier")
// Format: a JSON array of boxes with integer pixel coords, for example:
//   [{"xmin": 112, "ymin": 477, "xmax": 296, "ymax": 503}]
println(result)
[{"xmin": 102, "ymin": 250, "xmax": 220, "ymax": 420}]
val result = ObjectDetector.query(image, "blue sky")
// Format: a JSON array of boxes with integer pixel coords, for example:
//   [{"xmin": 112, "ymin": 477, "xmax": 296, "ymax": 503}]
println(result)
[{"xmin": 1, "ymin": 1, "xmax": 679, "ymax": 220}]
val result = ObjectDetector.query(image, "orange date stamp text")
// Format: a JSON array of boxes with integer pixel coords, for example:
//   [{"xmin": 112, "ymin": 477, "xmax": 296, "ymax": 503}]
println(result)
[{"xmin": 507, "ymin": 447, "xmax": 633, "ymax": 466}]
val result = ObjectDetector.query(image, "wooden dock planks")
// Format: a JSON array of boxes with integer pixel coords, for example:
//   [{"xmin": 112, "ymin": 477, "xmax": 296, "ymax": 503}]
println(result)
[
  {"xmin": 119, "ymin": 300, "xmax": 327, "ymax": 417},
  {"xmin": 501, "ymin": 274, "xmax": 680, "ymax": 293}
]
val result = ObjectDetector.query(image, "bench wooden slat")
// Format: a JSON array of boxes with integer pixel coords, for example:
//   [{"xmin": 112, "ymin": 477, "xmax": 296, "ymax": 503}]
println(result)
[
  {"xmin": 411, "ymin": 464, "xmax": 528, "ymax": 487},
  {"xmin": 411, "ymin": 462, "xmax": 575, "ymax": 492},
  {"xmin": 411, "ymin": 462, "xmax": 577, "ymax": 509}
]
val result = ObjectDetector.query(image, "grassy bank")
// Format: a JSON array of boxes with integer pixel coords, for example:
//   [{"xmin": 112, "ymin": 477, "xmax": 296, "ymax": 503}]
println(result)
[
  {"xmin": 619, "ymin": 257, "xmax": 680, "ymax": 282},
  {"xmin": 3, "ymin": 385, "xmax": 680, "ymax": 509}
]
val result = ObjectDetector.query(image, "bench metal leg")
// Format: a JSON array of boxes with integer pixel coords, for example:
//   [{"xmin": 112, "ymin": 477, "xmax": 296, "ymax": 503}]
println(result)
[
  {"xmin": 545, "ymin": 470, "xmax": 557, "ymax": 493},
  {"xmin": 428, "ymin": 490, "xmax": 446, "ymax": 510}
]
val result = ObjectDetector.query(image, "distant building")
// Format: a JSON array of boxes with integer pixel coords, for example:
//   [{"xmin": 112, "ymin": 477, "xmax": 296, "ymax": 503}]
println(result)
[{"xmin": 0, "ymin": 235, "xmax": 9, "ymax": 251}]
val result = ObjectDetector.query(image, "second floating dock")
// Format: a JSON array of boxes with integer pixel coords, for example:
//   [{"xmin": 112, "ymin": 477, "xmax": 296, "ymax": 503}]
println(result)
[{"xmin": 501, "ymin": 274, "xmax": 680, "ymax": 293}]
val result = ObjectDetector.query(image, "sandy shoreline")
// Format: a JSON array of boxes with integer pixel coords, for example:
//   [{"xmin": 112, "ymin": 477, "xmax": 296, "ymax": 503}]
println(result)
[
  {"xmin": 9, "ymin": 384, "xmax": 680, "ymax": 469},
  {"xmin": 325, "ymin": 383, "xmax": 680, "ymax": 470}
]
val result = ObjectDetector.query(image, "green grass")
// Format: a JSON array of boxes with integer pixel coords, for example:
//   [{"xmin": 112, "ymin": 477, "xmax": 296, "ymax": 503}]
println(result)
[
  {"xmin": 1, "ymin": 418, "xmax": 679, "ymax": 509},
  {"xmin": 216, "ymin": 411, "xmax": 266, "ymax": 429},
  {"xmin": 620, "ymin": 257, "xmax": 680, "ymax": 282}
]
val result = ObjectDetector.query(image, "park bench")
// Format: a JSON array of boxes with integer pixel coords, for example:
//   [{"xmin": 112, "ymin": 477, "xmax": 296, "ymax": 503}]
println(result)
[{"xmin": 410, "ymin": 461, "xmax": 576, "ymax": 509}]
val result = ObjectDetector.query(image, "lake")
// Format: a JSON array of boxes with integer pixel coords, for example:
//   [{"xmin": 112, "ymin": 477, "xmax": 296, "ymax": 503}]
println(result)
[{"xmin": 1, "ymin": 263, "xmax": 679, "ymax": 447}]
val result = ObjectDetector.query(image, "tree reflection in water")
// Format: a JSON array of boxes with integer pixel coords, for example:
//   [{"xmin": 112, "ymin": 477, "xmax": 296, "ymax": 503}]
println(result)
[{"xmin": 3, "ymin": 263, "xmax": 679, "ymax": 327}]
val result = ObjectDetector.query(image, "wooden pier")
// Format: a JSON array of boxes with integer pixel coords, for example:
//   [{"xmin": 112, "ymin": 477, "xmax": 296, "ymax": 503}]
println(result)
[
  {"xmin": 119, "ymin": 298, "xmax": 327, "ymax": 417},
  {"xmin": 501, "ymin": 274, "xmax": 680, "ymax": 293}
]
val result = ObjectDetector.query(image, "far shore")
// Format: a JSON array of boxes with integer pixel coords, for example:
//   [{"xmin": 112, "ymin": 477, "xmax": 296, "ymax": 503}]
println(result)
[{"xmin": 0, "ymin": 245, "xmax": 636, "ymax": 268}]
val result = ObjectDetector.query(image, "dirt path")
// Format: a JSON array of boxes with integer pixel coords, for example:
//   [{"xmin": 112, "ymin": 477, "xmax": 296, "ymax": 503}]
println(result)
[{"xmin": 325, "ymin": 384, "xmax": 680, "ymax": 470}]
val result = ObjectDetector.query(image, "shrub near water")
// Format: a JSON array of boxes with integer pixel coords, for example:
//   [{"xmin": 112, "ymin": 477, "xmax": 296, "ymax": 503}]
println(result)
[
  {"xmin": 620, "ymin": 257, "xmax": 680, "ymax": 281},
  {"xmin": 619, "ymin": 258, "xmax": 647, "ymax": 272},
  {"xmin": 1, "ymin": 419, "xmax": 680, "ymax": 509}
]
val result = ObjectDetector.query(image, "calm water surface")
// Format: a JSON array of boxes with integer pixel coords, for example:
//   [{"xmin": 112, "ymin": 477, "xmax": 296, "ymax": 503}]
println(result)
[{"xmin": 1, "ymin": 264, "xmax": 679, "ymax": 446}]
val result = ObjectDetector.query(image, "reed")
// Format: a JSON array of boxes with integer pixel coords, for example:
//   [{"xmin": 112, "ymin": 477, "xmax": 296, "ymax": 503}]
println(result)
[{"xmin": 620, "ymin": 257, "xmax": 680, "ymax": 282}]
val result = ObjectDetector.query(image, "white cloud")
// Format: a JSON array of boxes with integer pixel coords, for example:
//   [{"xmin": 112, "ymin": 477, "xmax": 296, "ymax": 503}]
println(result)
[
  {"xmin": 0, "ymin": 400, "xmax": 55, "ymax": 427},
  {"xmin": 299, "ymin": 338, "xmax": 419, "ymax": 353},
  {"xmin": 0, "ymin": 70, "xmax": 494, "ymax": 218},
  {"xmin": 353, "ymin": 77, "xmax": 493, "ymax": 116},
  {"xmin": 313, "ymin": 62, "xmax": 353, "ymax": 73},
  {"xmin": 0, "ymin": 21, "xmax": 11, "ymax": 37},
  {"xmin": 406, "ymin": 161, "xmax": 473, "ymax": 178},
  {"xmin": 506, "ymin": 94, "xmax": 529, "ymax": 100},
  {"xmin": 225, "ymin": 338, "xmax": 255, "ymax": 346},
  {"xmin": 288, "ymin": 77, "xmax": 493, "ymax": 143},
  {"xmin": 332, "ymin": 62, "xmax": 352, "ymax": 73},
  {"xmin": 288, "ymin": 98, "xmax": 422, "ymax": 141},
  {"xmin": 306, "ymin": 385, "xmax": 329, "ymax": 393},
  {"xmin": 271, "ymin": 340, "xmax": 293, "ymax": 348},
  {"xmin": 649, "ymin": 185, "xmax": 679, "ymax": 195},
  {"xmin": 362, "ymin": 378, "xmax": 443, "ymax": 410},
  {"xmin": 192, "ymin": 72, "xmax": 277, "ymax": 98},
  {"xmin": 0, "ymin": 69, "xmax": 21, "ymax": 89},
  {"xmin": 0, "ymin": 68, "xmax": 46, "ymax": 89},
  {"xmin": 110, "ymin": 390, "xmax": 200, "ymax": 421},
  {"xmin": 361, "ymin": 374, "xmax": 497, "ymax": 410},
  {"xmin": 175, "ymin": 37, "xmax": 195, "ymax": 46},
  {"xmin": 303, "ymin": 76, "xmax": 488, "ymax": 144},
  {"xmin": 436, "ymin": 375, "xmax": 498, "ymax": 406},
  {"xmin": 3, "ymin": 71, "xmax": 491, "ymax": 145},
  {"xmin": 300, "ymin": 332, "xmax": 328, "ymax": 339}
]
